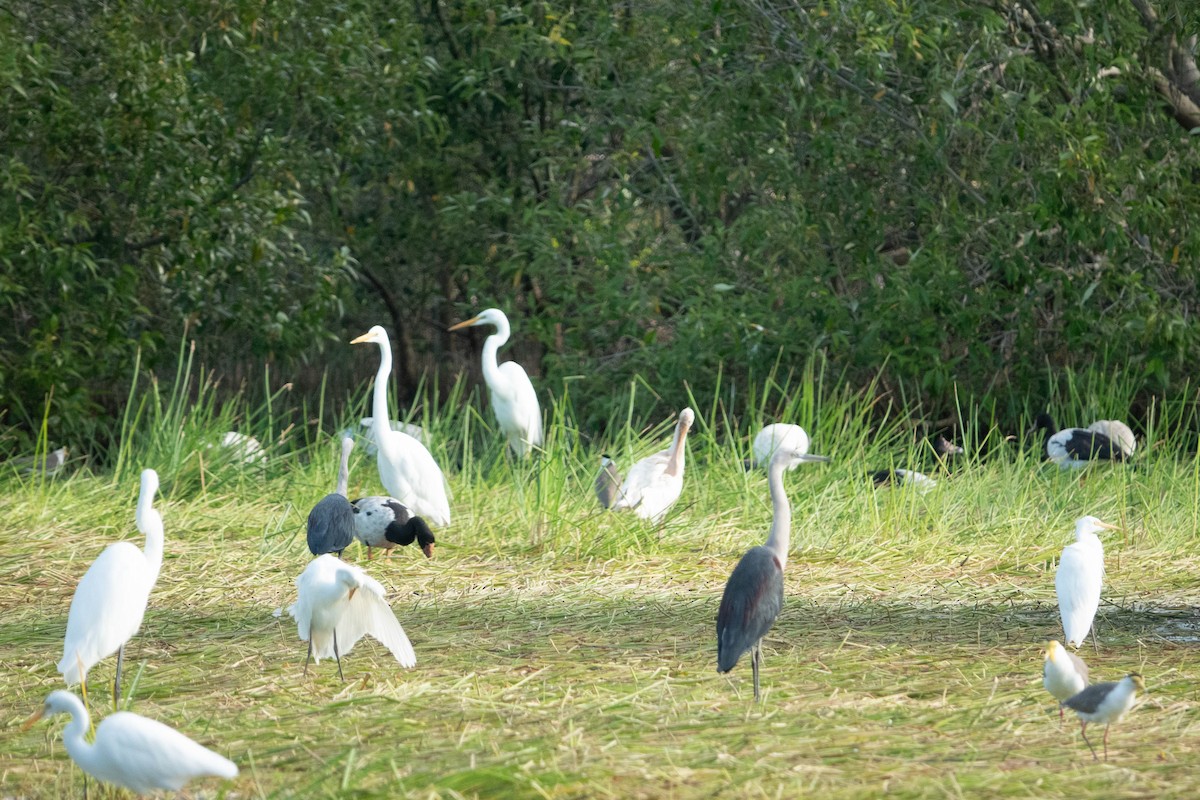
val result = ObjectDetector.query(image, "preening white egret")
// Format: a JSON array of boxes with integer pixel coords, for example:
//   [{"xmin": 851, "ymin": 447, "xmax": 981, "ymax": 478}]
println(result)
[
  {"xmin": 306, "ymin": 437, "xmax": 356, "ymax": 558},
  {"xmin": 289, "ymin": 554, "xmax": 417, "ymax": 680},
  {"xmin": 351, "ymin": 496, "xmax": 436, "ymax": 560},
  {"xmin": 350, "ymin": 326, "xmax": 451, "ymax": 526},
  {"xmin": 1043, "ymin": 639, "xmax": 1089, "ymax": 722},
  {"xmin": 1034, "ymin": 413, "xmax": 1132, "ymax": 468},
  {"xmin": 609, "ymin": 408, "xmax": 696, "ymax": 524},
  {"xmin": 717, "ymin": 442, "xmax": 829, "ymax": 702},
  {"xmin": 1056, "ymin": 515, "xmax": 1117, "ymax": 649},
  {"xmin": 448, "ymin": 308, "xmax": 543, "ymax": 457},
  {"xmin": 1062, "ymin": 673, "xmax": 1145, "ymax": 761},
  {"xmin": 594, "ymin": 454, "xmax": 623, "ymax": 509},
  {"xmin": 58, "ymin": 469, "xmax": 163, "ymax": 707},
  {"xmin": 22, "ymin": 690, "xmax": 238, "ymax": 794}
]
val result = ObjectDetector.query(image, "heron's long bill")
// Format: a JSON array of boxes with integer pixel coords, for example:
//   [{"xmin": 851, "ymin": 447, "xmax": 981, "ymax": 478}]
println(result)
[
  {"xmin": 20, "ymin": 707, "xmax": 45, "ymax": 732},
  {"xmin": 799, "ymin": 454, "xmax": 831, "ymax": 463},
  {"xmin": 447, "ymin": 317, "xmax": 481, "ymax": 332},
  {"xmin": 349, "ymin": 332, "xmax": 374, "ymax": 345}
]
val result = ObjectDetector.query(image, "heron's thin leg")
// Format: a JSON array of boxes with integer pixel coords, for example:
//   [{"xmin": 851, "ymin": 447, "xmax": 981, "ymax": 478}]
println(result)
[
  {"xmin": 304, "ymin": 640, "xmax": 312, "ymax": 676},
  {"xmin": 1090, "ymin": 625, "xmax": 1099, "ymax": 654},
  {"xmin": 1103, "ymin": 723, "xmax": 1110, "ymax": 761},
  {"xmin": 1079, "ymin": 721, "xmax": 1098, "ymax": 760},
  {"xmin": 368, "ymin": 546, "xmax": 374, "ymax": 561},
  {"xmin": 113, "ymin": 644, "xmax": 124, "ymax": 710},
  {"xmin": 1058, "ymin": 703, "xmax": 1065, "ymax": 725},
  {"xmin": 751, "ymin": 641, "xmax": 762, "ymax": 703},
  {"xmin": 334, "ymin": 630, "xmax": 344, "ymax": 682}
]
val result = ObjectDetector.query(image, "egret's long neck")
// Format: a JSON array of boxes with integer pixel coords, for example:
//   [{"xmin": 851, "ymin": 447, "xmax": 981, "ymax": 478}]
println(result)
[
  {"xmin": 137, "ymin": 501, "xmax": 164, "ymax": 584},
  {"xmin": 664, "ymin": 422, "xmax": 689, "ymax": 477},
  {"xmin": 763, "ymin": 457, "xmax": 792, "ymax": 570},
  {"xmin": 57, "ymin": 695, "xmax": 101, "ymax": 775},
  {"xmin": 368, "ymin": 341, "xmax": 398, "ymax": 460},
  {"xmin": 481, "ymin": 320, "xmax": 510, "ymax": 390}
]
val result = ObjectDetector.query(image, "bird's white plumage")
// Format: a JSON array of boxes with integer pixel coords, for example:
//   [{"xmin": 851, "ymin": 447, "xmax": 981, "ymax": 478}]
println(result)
[
  {"xmin": 610, "ymin": 408, "xmax": 695, "ymax": 523},
  {"xmin": 29, "ymin": 690, "xmax": 237, "ymax": 794},
  {"xmin": 1043, "ymin": 640, "xmax": 1088, "ymax": 703},
  {"xmin": 58, "ymin": 469, "xmax": 163, "ymax": 687},
  {"xmin": 449, "ymin": 308, "xmax": 543, "ymax": 456},
  {"xmin": 289, "ymin": 554, "xmax": 416, "ymax": 668},
  {"xmin": 351, "ymin": 326, "xmax": 451, "ymax": 526},
  {"xmin": 1055, "ymin": 516, "xmax": 1108, "ymax": 648},
  {"xmin": 751, "ymin": 424, "xmax": 811, "ymax": 470},
  {"xmin": 1087, "ymin": 420, "xmax": 1136, "ymax": 457}
]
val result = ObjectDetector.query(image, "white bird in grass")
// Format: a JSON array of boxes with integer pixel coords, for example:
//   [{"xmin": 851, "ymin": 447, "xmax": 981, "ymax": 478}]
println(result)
[
  {"xmin": 58, "ymin": 469, "xmax": 163, "ymax": 708},
  {"xmin": 22, "ymin": 690, "xmax": 238, "ymax": 795},
  {"xmin": 1062, "ymin": 673, "xmax": 1145, "ymax": 761},
  {"xmin": 1033, "ymin": 413, "xmax": 1133, "ymax": 469},
  {"xmin": 448, "ymin": 308, "xmax": 543, "ymax": 457},
  {"xmin": 1043, "ymin": 640, "xmax": 1089, "ymax": 722},
  {"xmin": 343, "ymin": 417, "xmax": 431, "ymax": 454},
  {"xmin": 351, "ymin": 496, "xmax": 436, "ymax": 560},
  {"xmin": 749, "ymin": 424, "xmax": 815, "ymax": 470},
  {"xmin": 289, "ymin": 554, "xmax": 416, "ymax": 680},
  {"xmin": 608, "ymin": 408, "xmax": 696, "ymax": 524},
  {"xmin": 717, "ymin": 441, "xmax": 830, "ymax": 701},
  {"xmin": 306, "ymin": 437, "xmax": 356, "ymax": 558},
  {"xmin": 1055, "ymin": 515, "xmax": 1117, "ymax": 649},
  {"xmin": 350, "ymin": 326, "xmax": 451, "ymax": 527}
]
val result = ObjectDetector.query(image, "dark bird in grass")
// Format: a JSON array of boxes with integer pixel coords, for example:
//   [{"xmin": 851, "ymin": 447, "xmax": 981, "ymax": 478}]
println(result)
[
  {"xmin": 351, "ymin": 496, "xmax": 436, "ymax": 560},
  {"xmin": 1063, "ymin": 673, "xmax": 1145, "ymax": 761},
  {"xmin": 869, "ymin": 433, "xmax": 963, "ymax": 493},
  {"xmin": 594, "ymin": 454, "xmax": 623, "ymax": 510},
  {"xmin": 7, "ymin": 446, "xmax": 70, "ymax": 476},
  {"xmin": 306, "ymin": 438, "xmax": 355, "ymax": 558},
  {"xmin": 717, "ymin": 441, "xmax": 829, "ymax": 702},
  {"xmin": 1032, "ymin": 412, "xmax": 1134, "ymax": 469}
]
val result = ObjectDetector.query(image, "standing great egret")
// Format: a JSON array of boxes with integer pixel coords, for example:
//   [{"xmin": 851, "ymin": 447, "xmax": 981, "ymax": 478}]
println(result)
[
  {"xmin": 609, "ymin": 408, "xmax": 696, "ymax": 524},
  {"xmin": 306, "ymin": 437, "xmax": 356, "ymax": 558},
  {"xmin": 1033, "ymin": 413, "xmax": 1131, "ymax": 468},
  {"xmin": 289, "ymin": 554, "xmax": 417, "ymax": 680},
  {"xmin": 58, "ymin": 469, "xmax": 163, "ymax": 707},
  {"xmin": 22, "ymin": 690, "xmax": 238, "ymax": 794},
  {"xmin": 448, "ymin": 308, "xmax": 543, "ymax": 457},
  {"xmin": 1056, "ymin": 516, "xmax": 1117, "ymax": 648},
  {"xmin": 1062, "ymin": 673, "xmax": 1145, "ymax": 761},
  {"xmin": 717, "ymin": 442, "xmax": 830, "ymax": 701},
  {"xmin": 351, "ymin": 496, "xmax": 436, "ymax": 559},
  {"xmin": 1042, "ymin": 640, "xmax": 1089, "ymax": 722},
  {"xmin": 350, "ymin": 326, "xmax": 451, "ymax": 526}
]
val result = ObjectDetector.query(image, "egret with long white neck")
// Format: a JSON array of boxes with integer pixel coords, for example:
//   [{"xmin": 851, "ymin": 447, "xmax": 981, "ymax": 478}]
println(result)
[
  {"xmin": 350, "ymin": 326, "xmax": 451, "ymax": 526},
  {"xmin": 717, "ymin": 441, "xmax": 829, "ymax": 701},
  {"xmin": 608, "ymin": 408, "xmax": 695, "ymax": 523}
]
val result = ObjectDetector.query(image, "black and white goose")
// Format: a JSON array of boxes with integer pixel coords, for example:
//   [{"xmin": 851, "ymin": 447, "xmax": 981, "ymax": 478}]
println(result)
[
  {"xmin": 1033, "ymin": 413, "xmax": 1135, "ymax": 469},
  {"xmin": 351, "ymin": 496, "xmax": 436, "ymax": 560}
]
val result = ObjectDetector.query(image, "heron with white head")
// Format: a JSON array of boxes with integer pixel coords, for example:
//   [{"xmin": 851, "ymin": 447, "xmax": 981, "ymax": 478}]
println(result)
[{"xmin": 306, "ymin": 437, "xmax": 356, "ymax": 558}]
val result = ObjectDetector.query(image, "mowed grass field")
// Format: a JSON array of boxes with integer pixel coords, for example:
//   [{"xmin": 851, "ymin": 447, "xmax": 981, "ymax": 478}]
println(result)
[{"xmin": 3, "ymin": 404, "xmax": 1199, "ymax": 799}]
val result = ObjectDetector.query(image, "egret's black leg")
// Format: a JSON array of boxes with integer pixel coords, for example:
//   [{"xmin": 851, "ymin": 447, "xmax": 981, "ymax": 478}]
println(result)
[
  {"xmin": 113, "ymin": 644, "xmax": 124, "ymax": 710},
  {"xmin": 334, "ymin": 630, "xmax": 344, "ymax": 682},
  {"xmin": 1080, "ymin": 721, "xmax": 1098, "ymax": 760},
  {"xmin": 751, "ymin": 641, "xmax": 762, "ymax": 703},
  {"xmin": 304, "ymin": 640, "xmax": 312, "ymax": 676}
]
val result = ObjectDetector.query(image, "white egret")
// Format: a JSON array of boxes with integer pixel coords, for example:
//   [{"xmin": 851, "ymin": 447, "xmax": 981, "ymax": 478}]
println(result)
[
  {"xmin": 58, "ymin": 469, "xmax": 163, "ymax": 707},
  {"xmin": 1056, "ymin": 515, "xmax": 1117, "ymax": 648},
  {"xmin": 1033, "ymin": 413, "xmax": 1131, "ymax": 468},
  {"xmin": 350, "ymin": 326, "xmax": 451, "ymax": 527},
  {"xmin": 717, "ymin": 441, "xmax": 830, "ymax": 701},
  {"xmin": 342, "ymin": 417, "xmax": 431, "ymax": 454},
  {"xmin": 351, "ymin": 496, "xmax": 436, "ymax": 560},
  {"xmin": 448, "ymin": 308, "xmax": 543, "ymax": 457},
  {"xmin": 306, "ymin": 437, "xmax": 356, "ymax": 557},
  {"xmin": 1062, "ymin": 673, "xmax": 1145, "ymax": 761},
  {"xmin": 289, "ymin": 554, "xmax": 417, "ymax": 680},
  {"xmin": 609, "ymin": 408, "xmax": 696, "ymax": 524},
  {"xmin": 594, "ymin": 454, "xmax": 623, "ymax": 509},
  {"xmin": 1042, "ymin": 639, "xmax": 1089, "ymax": 722},
  {"xmin": 22, "ymin": 690, "xmax": 237, "ymax": 794}
]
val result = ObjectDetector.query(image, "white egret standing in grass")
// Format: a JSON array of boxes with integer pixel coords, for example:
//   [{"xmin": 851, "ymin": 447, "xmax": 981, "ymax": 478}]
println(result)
[
  {"xmin": 717, "ymin": 442, "xmax": 830, "ymax": 701},
  {"xmin": 1033, "ymin": 413, "xmax": 1131, "ymax": 469},
  {"xmin": 306, "ymin": 437, "xmax": 356, "ymax": 558},
  {"xmin": 609, "ymin": 408, "xmax": 695, "ymax": 524},
  {"xmin": 448, "ymin": 308, "xmax": 543, "ymax": 457},
  {"xmin": 1062, "ymin": 673, "xmax": 1145, "ymax": 761},
  {"xmin": 351, "ymin": 496, "xmax": 436, "ymax": 560},
  {"xmin": 58, "ymin": 469, "xmax": 163, "ymax": 708},
  {"xmin": 289, "ymin": 554, "xmax": 417, "ymax": 680},
  {"xmin": 350, "ymin": 326, "xmax": 451, "ymax": 526},
  {"xmin": 1056, "ymin": 516, "xmax": 1117, "ymax": 649},
  {"xmin": 22, "ymin": 690, "xmax": 238, "ymax": 794},
  {"xmin": 1043, "ymin": 640, "xmax": 1089, "ymax": 722}
]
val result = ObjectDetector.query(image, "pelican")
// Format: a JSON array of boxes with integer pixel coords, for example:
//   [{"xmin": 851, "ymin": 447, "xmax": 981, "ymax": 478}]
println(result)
[
  {"xmin": 1062, "ymin": 673, "xmax": 1145, "ymax": 761},
  {"xmin": 1056, "ymin": 516, "xmax": 1117, "ymax": 648},
  {"xmin": 350, "ymin": 326, "xmax": 451, "ymax": 527},
  {"xmin": 448, "ymin": 308, "xmax": 543, "ymax": 457},
  {"xmin": 609, "ymin": 408, "xmax": 695, "ymax": 524}
]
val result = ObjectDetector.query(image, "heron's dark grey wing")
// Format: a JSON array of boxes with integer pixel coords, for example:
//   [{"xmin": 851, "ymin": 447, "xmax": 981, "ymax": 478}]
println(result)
[
  {"xmin": 717, "ymin": 546, "xmax": 784, "ymax": 673},
  {"xmin": 307, "ymin": 494, "xmax": 356, "ymax": 555},
  {"xmin": 1063, "ymin": 680, "xmax": 1117, "ymax": 713},
  {"xmin": 1062, "ymin": 431, "xmax": 1123, "ymax": 461}
]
